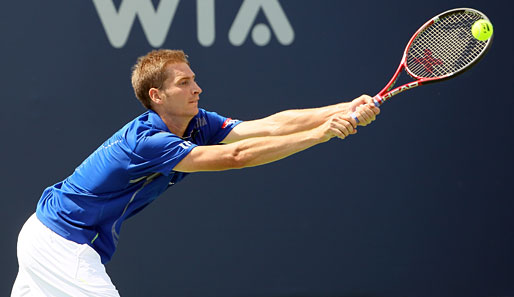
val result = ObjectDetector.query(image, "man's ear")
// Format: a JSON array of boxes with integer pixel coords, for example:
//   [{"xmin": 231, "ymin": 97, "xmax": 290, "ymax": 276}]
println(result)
[{"xmin": 149, "ymin": 88, "xmax": 162, "ymax": 105}]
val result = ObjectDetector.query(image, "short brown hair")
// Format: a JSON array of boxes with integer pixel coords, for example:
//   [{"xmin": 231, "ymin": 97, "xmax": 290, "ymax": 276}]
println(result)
[{"xmin": 131, "ymin": 49, "xmax": 189, "ymax": 109}]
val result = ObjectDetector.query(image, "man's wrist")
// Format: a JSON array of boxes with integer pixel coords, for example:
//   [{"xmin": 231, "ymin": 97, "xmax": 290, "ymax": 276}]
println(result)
[{"xmin": 334, "ymin": 102, "xmax": 351, "ymax": 115}]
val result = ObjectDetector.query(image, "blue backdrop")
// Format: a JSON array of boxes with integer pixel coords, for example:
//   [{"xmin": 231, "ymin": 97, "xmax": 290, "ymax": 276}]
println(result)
[{"xmin": 1, "ymin": 1, "xmax": 513, "ymax": 296}]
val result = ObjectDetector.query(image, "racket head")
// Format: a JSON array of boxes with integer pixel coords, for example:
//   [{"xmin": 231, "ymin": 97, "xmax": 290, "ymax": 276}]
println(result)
[{"xmin": 402, "ymin": 8, "xmax": 493, "ymax": 82}]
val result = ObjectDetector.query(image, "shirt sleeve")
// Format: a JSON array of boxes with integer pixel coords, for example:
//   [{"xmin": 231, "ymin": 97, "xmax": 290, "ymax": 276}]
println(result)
[
  {"xmin": 202, "ymin": 110, "xmax": 242, "ymax": 144},
  {"xmin": 128, "ymin": 131, "xmax": 197, "ymax": 176}
]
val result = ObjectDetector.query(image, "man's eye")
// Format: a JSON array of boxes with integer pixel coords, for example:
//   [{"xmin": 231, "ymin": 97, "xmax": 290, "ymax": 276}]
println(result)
[{"xmin": 180, "ymin": 80, "xmax": 189, "ymax": 85}]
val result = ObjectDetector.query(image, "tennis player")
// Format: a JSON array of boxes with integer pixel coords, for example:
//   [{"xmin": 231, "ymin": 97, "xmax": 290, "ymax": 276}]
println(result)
[{"xmin": 12, "ymin": 49, "xmax": 380, "ymax": 296}]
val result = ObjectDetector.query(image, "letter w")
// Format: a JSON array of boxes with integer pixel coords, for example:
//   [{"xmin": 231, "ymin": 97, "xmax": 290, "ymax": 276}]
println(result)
[{"xmin": 92, "ymin": 0, "xmax": 180, "ymax": 48}]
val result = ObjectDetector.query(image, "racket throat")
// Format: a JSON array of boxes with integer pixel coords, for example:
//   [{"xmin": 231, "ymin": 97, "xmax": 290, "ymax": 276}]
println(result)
[{"xmin": 376, "ymin": 81, "xmax": 420, "ymax": 104}]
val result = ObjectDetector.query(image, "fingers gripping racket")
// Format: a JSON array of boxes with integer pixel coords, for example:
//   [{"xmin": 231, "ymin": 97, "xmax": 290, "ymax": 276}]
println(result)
[{"xmin": 352, "ymin": 8, "xmax": 493, "ymax": 121}]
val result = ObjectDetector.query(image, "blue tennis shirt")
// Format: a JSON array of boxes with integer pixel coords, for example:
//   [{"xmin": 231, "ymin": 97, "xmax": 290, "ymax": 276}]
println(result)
[{"xmin": 36, "ymin": 109, "xmax": 241, "ymax": 263}]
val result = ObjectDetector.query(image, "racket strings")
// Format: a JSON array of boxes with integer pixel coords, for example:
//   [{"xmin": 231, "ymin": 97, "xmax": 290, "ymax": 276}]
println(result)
[{"xmin": 406, "ymin": 11, "xmax": 488, "ymax": 78}]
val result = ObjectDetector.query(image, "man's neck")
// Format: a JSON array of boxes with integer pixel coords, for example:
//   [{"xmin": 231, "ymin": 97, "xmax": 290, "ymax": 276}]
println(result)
[{"xmin": 157, "ymin": 112, "xmax": 193, "ymax": 137}]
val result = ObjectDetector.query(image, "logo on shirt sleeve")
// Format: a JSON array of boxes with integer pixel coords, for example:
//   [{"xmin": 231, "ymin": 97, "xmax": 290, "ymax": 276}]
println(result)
[
  {"xmin": 179, "ymin": 141, "xmax": 194, "ymax": 149},
  {"xmin": 221, "ymin": 118, "xmax": 238, "ymax": 129}
]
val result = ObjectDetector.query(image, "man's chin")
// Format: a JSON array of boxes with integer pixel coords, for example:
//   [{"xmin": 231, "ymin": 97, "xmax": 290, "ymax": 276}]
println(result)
[{"xmin": 186, "ymin": 107, "xmax": 199, "ymax": 119}]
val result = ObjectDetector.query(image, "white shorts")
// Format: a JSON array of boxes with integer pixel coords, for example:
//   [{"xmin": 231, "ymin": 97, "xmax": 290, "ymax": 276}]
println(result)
[{"xmin": 11, "ymin": 213, "xmax": 120, "ymax": 297}]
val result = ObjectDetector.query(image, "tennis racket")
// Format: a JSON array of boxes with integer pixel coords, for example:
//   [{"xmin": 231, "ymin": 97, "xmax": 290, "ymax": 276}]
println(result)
[{"xmin": 353, "ymin": 8, "xmax": 493, "ymax": 122}]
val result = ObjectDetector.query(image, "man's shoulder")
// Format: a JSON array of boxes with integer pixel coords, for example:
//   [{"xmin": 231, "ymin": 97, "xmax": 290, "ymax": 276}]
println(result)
[{"xmin": 116, "ymin": 110, "xmax": 159, "ymax": 147}]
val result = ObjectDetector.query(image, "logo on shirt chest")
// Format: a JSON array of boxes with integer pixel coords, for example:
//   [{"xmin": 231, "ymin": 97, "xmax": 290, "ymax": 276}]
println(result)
[{"xmin": 195, "ymin": 117, "xmax": 207, "ymax": 129}]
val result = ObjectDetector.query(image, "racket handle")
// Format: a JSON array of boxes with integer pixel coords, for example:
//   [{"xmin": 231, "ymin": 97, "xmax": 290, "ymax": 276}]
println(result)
[
  {"xmin": 373, "ymin": 95, "xmax": 383, "ymax": 106},
  {"xmin": 352, "ymin": 95, "xmax": 382, "ymax": 123},
  {"xmin": 351, "ymin": 112, "xmax": 359, "ymax": 123}
]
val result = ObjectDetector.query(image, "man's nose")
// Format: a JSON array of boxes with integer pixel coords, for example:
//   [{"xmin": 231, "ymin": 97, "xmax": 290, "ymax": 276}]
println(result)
[{"xmin": 193, "ymin": 81, "xmax": 202, "ymax": 95}]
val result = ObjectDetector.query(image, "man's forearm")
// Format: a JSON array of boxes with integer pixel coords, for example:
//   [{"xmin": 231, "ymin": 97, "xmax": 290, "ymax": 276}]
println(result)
[
  {"xmin": 229, "ymin": 129, "xmax": 323, "ymax": 168},
  {"xmin": 262, "ymin": 101, "xmax": 351, "ymax": 136}
]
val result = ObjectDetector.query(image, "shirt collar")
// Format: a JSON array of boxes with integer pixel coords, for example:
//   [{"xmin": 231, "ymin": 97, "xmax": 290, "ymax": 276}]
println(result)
[{"xmin": 147, "ymin": 109, "xmax": 170, "ymax": 133}]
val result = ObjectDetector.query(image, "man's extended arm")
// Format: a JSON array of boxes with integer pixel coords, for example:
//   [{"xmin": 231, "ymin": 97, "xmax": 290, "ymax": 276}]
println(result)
[
  {"xmin": 173, "ymin": 112, "xmax": 359, "ymax": 172},
  {"xmin": 222, "ymin": 95, "xmax": 379, "ymax": 143}
]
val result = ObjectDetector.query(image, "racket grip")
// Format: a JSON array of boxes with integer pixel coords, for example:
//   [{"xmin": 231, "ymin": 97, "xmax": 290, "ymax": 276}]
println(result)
[{"xmin": 351, "ymin": 112, "xmax": 359, "ymax": 123}]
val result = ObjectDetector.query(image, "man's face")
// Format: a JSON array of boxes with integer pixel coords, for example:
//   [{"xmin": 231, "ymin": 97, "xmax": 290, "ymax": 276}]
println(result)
[{"xmin": 158, "ymin": 62, "xmax": 202, "ymax": 118}]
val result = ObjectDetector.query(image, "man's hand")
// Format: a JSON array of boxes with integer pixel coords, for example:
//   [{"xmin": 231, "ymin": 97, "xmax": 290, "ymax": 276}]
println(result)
[
  {"xmin": 348, "ymin": 95, "xmax": 380, "ymax": 126},
  {"xmin": 317, "ymin": 114, "xmax": 358, "ymax": 142}
]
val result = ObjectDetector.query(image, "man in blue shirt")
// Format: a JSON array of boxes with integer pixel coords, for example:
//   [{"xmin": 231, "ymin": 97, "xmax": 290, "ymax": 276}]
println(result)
[{"xmin": 12, "ymin": 49, "xmax": 380, "ymax": 296}]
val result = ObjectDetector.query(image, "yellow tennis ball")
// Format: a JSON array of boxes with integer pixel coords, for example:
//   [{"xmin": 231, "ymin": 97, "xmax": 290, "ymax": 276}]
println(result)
[{"xmin": 472, "ymin": 19, "xmax": 493, "ymax": 41}]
